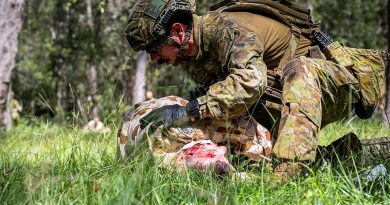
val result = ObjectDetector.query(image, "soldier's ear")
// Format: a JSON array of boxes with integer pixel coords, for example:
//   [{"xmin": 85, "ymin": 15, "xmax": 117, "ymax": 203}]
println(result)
[{"xmin": 170, "ymin": 23, "xmax": 186, "ymax": 41}]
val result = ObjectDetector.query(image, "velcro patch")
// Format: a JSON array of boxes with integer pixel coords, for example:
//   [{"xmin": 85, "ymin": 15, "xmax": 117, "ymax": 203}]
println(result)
[{"xmin": 145, "ymin": 0, "xmax": 167, "ymax": 20}]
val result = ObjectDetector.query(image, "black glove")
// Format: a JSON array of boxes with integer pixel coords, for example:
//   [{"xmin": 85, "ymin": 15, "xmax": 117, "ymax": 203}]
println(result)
[
  {"xmin": 189, "ymin": 85, "xmax": 209, "ymax": 99},
  {"xmin": 140, "ymin": 100, "xmax": 200, "ymax": 129}
]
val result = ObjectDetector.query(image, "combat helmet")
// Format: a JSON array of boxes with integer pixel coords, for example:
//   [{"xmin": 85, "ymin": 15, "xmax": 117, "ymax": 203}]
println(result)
[{"xmin": 125, "ymin": 0, "xmax": 196, "ymax": 53}]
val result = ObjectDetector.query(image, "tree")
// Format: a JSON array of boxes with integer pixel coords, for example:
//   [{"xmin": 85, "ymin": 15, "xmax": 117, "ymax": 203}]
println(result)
[
  {"xmin": 313, "ymin": 0, "xmax": 387, "ymax": 49},
  {"xmin": 386, "ymin": 0, "xmax": 390, "ymax": 123},
  {"xmin": 8, "ymin": 0, "xmax": 386, "ymax": 125},
  {"xmin": 307, "ymin": 0, "xmax": 313, "ymax": 14},
  {"xmin": 132, "ymin": 51, "xmax": 148, "ymax": 105},
  {"xmin": 0, "ymin": 0, "xmax": 25, "ymax": 130},
  {"xmin": 86, "ymin": 0, "xmax": 99, "ymax": 120}
]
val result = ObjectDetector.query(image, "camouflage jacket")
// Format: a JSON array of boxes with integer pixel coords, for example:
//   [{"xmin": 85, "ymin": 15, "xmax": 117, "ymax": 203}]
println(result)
[{"xmin": 182, "ymin": 11, "xmax": 312, "ymax": 119}]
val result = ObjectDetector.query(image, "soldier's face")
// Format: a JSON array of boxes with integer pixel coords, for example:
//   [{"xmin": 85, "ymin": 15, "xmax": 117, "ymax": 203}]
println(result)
[
  {"xmin": 150, "ymin": 41, "xmax": 180, "ymax": 65},
  {"xmin": 149, "ymin": 23, "xmax": 194, "ymax": 65}
]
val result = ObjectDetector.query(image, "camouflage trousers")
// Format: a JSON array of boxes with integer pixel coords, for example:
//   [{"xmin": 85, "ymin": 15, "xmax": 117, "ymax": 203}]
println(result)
[
  {"xmin": 118, "ymin": 96, "xmax": 272, "ymax": 173},
  {"xmin": 273, "ymin": 56, "xmax": 360, "ymax": 162}
]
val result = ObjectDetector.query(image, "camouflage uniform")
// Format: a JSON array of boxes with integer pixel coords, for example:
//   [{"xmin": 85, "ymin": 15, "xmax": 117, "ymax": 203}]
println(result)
[
  {"xmin": 182, "ymin": 11, "xmax": 384, "ymax": 163},
  {"xmin": 274, "ymin": 57, "xmax": 360, "ymax": 161},
  {"xmin": 118, "ymin": 96, "xmax": 272, "ymax": 173},
  {"xmin": 124, "ymin": 1, "xmax": 385, "ymax": 173}
]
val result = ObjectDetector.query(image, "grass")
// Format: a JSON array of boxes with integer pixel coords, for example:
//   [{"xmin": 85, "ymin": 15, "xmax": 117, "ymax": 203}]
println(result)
[{"xmin": 0, "ymin": 118, "xmax": 389, "ymax": 205}]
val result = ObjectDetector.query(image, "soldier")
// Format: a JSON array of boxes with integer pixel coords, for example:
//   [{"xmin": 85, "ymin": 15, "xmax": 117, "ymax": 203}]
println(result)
[
  {"xmin": 124, "ymin": 0, "xmax": 386, "ymax": 182},
  {"xmin": 83, "ymin": 116, "xmax": 111, "ymax": 133},
  {"xmin": 145, "ymin": 90, "xmax": 155, "ymax": 101},
  {"xmin": 118, "ymin": 96, "xmax": 273, "ymax": 175},
  {"xmin": 10, "ymin": 92, "xmax": 22, "ymax": 127}
]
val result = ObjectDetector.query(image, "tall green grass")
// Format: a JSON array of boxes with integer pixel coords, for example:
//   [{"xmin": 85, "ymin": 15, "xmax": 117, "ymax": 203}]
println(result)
[{"xmin": 0, "ymin": 118, "xmax": 389, "ymax": 204}]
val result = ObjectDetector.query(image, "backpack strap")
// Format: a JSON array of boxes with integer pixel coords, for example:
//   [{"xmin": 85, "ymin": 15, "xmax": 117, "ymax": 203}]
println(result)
[
  {"xmin": 275, "ymin": 24, "xmax": 301, "ymax": 76},
  {"xmin": 211, "ymin": 0, "xmax": 311, "ymax": 22},
  {"xmin": 212, "ymin": 1, "xmax": 317, "ymax": 76}
]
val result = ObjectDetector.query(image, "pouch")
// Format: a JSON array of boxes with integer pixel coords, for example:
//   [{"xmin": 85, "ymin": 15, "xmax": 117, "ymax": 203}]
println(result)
[{"xmin": 345, "ymin": 48, "xmax": 385, "ymax": 118}]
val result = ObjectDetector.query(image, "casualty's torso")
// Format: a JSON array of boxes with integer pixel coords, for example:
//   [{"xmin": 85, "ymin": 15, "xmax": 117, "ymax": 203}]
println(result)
[{"xmin": 182, "ymin": 11, "xmax": 312, "ymax": 85}]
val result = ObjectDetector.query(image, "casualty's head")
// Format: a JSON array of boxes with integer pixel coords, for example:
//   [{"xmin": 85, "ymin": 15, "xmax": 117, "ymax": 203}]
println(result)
[{"xmin": 125, "ymin": 0, "xmax": 197, "ymax": 65}]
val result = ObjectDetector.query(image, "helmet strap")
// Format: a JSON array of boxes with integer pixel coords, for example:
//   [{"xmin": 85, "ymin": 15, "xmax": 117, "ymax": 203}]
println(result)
[
  {"xmin": 165, "ymin": 37, "xmax": 180, "ymax": 47},
  {"xmin": 163, "ymin": 22, "xmax": 193, "ymax": 62},
  {"xmin": 174, "ymin": 22, "xmax": 193, "ymax": 62}
]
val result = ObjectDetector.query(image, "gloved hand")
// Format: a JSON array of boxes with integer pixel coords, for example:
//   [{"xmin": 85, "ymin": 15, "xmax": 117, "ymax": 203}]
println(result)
[
  {"xmin": 140, "ymin": 104, "xmax": 187, "ymax": 129},
  {"xmin": 140, "ymin": 99, "xmax": 200, "ymax": 129},
  {"xmin": 189, "ymin": 85, "xmax": 208, "ymax": 99}
]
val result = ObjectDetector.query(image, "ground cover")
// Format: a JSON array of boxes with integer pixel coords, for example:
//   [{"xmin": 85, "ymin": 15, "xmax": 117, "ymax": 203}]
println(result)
[{"xmin": 0, "ymin": 118, "xmax": 389, "ymax": 204}]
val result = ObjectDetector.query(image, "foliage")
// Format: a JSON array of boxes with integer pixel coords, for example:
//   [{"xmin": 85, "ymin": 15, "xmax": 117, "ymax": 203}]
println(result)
[
  {"xmin": 12, "ymin": 0, "xmax": 388, "ymax": 124},
  {"xmin": 14, "ymin": 0, "xmax": 132, "ymax": 123},
  {"xmin": 312, "ymin": 0, "xmax": 388, "ymax": 49},
  {"xmin": 0, "ymin": 119, "xmax": 389, "ymax": 204},
  {"xmin": 4, "ymin": 1, "xmax": 389, "ymax": 203}
]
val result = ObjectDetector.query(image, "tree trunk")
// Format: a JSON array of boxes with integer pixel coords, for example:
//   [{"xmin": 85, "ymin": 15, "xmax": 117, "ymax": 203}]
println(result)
[
  {"xmin": 0, "ymin": 0, "xmax": 25, "ymax": 130},
  {"xmin": 86, "ymin": 0, "xmax": 99, "ymax": 119},
  {"xmin": 132, "ymin": 51, "xmax": 148, "ymax": 105},
  {"xmin": 89, "ymin": 63, "xmax": 99, "ymax": 118},
  {"xmin": 86, "ymin": 0, "xmax": 93, "ymax": 28},
  {"xmin": 307, "ymin": 0, "xmax": 313, "ymax": 13},
  {"xmin": 385, "ymin": 0, "xmax": 390, "ymax": 123}
]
